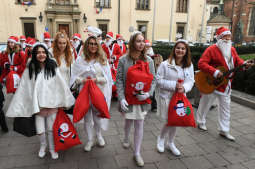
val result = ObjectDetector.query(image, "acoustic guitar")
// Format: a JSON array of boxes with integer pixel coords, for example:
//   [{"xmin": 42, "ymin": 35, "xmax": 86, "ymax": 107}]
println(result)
[{"xmin": 195, "ymin": 59, "xmax": 255, "ymax": 94}]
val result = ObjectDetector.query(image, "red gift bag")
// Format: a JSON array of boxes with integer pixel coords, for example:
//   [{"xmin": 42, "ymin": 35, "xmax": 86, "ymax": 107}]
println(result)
[
  {"xmin": 89, "ymin": 80, "xmax": 110, "ymax": 119},
  {"xmin": 125, "ymin": 61, "xmax": 153, "ymax": 105},
  {"xmin": 73, "ymin": 82, "xmax": 90, "ymax": 123},
  {"xmin": 53, "ymin": 109, "xmax": 82, "ymax": 152},
  {"xmin": 6, "ymin": 71, "xmax": 20, "ymax": 93},
  {"xmin": 167, "ymin": 92, "xmax": 196, "ymax": 127}
]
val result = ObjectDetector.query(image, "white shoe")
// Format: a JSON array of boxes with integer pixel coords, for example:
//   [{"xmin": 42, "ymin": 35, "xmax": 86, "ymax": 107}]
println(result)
[
  {"xmin": 97, "ymin": 136, "xmax": 105, "ymax": 147},
  {"xmin": 219, "ymin": 131, "xmax": 235, "ymax": 141},
  {"xmin": 122, "ymin": 141, "xmax": 130, "ymax": 149},
  {"xmin": 198, "ymin": 123, "xmax": 207, "ymax": 131},
  {"xmin": 156, "ymin": 136, "xmax": 165, "ymax": 153},
  {"xmin": 84, "ymin": 140, "xmax": 94, "ymax": 152},
  {"xmin": 49, "ymin": 150, "xmax": 59, "ymax": 160},
  {"xmin": 134, "ymin": 155, "xmax": 144, "ymax": 167},
  {"xmin": 38, "ymin": 145, "xmax": 46, "ymax": 158},
  {"xmin": 167, "ymin": 142, "xmax": 181, "ymax": 156}
]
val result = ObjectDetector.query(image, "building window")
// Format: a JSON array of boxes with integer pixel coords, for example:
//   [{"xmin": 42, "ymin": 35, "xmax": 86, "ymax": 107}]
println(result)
[
  {"xmin": 97, "ymin": 19, "xmax": 109, "ymax": 40},
  {"xmin": 95, "ymin": 0, "xmax": 111, "ymax": 8},
  {"xmin": 176, "ymin": 23, "xmax": 186, "ymax": 40},
  {"xmin": 16, "ymin": 0, "xmax": 34, "ymax": 4},
  {"xmin": 136, "ymin": 0, "xmax": 150, "ymax": 10},
  {"xmin": 24, "ymin": 23, "xmax": 35, "ymax": 38},
  {"xmin": 56, "ymin": 0, "xmax": 70, "ymax": 5},
  {"xmin": 176, "ymin": 0, "xmax": 188, "ymax": 13},
  {"xmin": 137, "ymin": 21, "xmax": 148, "ymax": 39},
  {"xmin": 248, "ymin": 7, "xmax": 255, "ymax": 36}
]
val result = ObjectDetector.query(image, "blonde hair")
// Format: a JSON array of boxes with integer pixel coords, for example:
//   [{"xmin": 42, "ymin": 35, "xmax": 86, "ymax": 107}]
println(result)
[
  {"xmin": 52, "ymin": 31, "xmax": 73, "ymax": 67},
  {"xmin": 6, "ymin": 42, "xmax": 19, "ymax": 54},
  {"xmin": 83, "ymin": 36, "xmax": 107, "ymax": 65},
  {"xmin": 128, "ymin": 31, "xmax": 147, "ymax": 61}
]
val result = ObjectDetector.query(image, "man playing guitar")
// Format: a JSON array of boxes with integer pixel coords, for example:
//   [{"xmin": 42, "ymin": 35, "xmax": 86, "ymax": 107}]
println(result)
[{"xmin": 196, "ymin": 27, "xmax": 254, "ymax": 141}]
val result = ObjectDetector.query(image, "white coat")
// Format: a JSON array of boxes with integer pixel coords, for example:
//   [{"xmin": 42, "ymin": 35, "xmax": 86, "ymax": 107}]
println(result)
[
  {"xmin": 156, "ymin": 59, "xmax": 194, "ymax": 120},
  {"xmin": 6, "ymin": 65, "xmax": 75, "ymax": 118}
]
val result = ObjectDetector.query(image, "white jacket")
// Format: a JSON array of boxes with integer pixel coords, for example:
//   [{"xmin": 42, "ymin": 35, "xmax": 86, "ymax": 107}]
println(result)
[{"xmin": 156, "ymin": 59, "xmax": 194, "ymax": 99}]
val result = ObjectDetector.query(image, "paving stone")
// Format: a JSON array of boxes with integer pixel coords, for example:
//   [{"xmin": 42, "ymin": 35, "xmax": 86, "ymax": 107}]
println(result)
[
  {"xmin": 97, "ymin": 156, "xmax": 119, "ymax": 169},
  {"xmin": 226, "ymin": 163, "xmax": 248, "ymax": 169},
  {"xmin": 180, "ymin": 144, "xmax": 205, "ymax": 157},
  {"xmin": 181, "ymin": 156, "xmax": 214, "ymax": 169},
  {"xmin": 204, "ymin": 152, "xmax": 230, "ymax": 167},
  {"xmin": 78, "ymin": 158, "xmax": 99, "ymax": 169},
  {"xmin": 156, "ymin": 159, "xmax": 187, "ymax": 169},
  {"xmin": 218, "ymin": 149, "xmax": 249, "ymax": 164},
  {"xmin": 242, "ymin": 159, "xmax": 255, "ymax": 169},
  {"xmin": 49, "ymin": 161, "xmax": 78, "ymax": 169}
]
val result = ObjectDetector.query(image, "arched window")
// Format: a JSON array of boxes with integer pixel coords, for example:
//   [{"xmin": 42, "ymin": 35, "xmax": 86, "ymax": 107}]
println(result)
[
  {"xmin": 213, "ymin": 7, "xmax": 218, "ymax": 14},
  {"xmin": 176, "ymin": 0, "xmax": 188, "ymax": 13}
]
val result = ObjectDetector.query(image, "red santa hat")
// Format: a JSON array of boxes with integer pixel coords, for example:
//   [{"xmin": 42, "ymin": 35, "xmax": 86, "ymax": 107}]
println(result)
[
  {"xmin": 116, "ymin": 34, "xmax": 122, "ymax": 40},
  {"xmin": 106, "ymin": 32, "xmax": 113, "ymax": 39},
  {"xmin": 43, "ymin": 32, "xmax": 51, "ymax": 41},
  {"xmin": 26, "ymin": 38, "xmax": 36, "ymax": 47},
  {"xmin": 216, "ymin": 27, "xmax": 231, "ymax": 40},
  {"xmin": 145, "ymin": 40, "xmax": 151, "ymax": 46},
  {"xmin": 72, "ymin": 33, "xmax": 81, "ymax": 41},
  {"xmin": 20, "ymin": 35, "xmax": 26, "ymax": 41},
  {"xmin": 8, "ymin": 36, "xmax": 19, "ymax": 44}
]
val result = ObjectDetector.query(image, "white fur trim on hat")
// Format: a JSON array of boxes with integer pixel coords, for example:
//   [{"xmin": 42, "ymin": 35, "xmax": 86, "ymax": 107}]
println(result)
[
  {"xmin": 73, "ymin": 36, "xmax": 81, "ymax": 41},
  {"xmin": 32, "ymin": 42, "xmax": 48, "ymax": 50},
  {"xmin": 177, "ymin": 39, "xmax": 188, "ymax": 44},
  {"xmin": 8, "ymin": 39, "xmax": 17, "ymax": 44},
  {"xmin": 217, "ymin": 30, "xmax": 231, "ymax": 40}
]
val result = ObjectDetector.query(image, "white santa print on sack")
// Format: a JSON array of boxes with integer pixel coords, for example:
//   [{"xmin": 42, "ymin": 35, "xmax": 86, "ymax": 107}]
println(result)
[
  {"xmin": 131, "ymin": 82, "xmax": 145, "ymax": 95},
  {"xmin": 58, "ymin": 123, "xmax": 76, "ymax": 143},
  {"xmin": 174, "ymin": 100, "xmax": 186, "ymax": 117}
]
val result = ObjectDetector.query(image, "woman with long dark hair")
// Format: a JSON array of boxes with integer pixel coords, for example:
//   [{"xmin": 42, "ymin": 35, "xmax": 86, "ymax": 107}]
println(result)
[
  {"xmin": 6, "ymin": 43, "xmax": 75, "ymax": 159},
  {"xmin": 116, "ymin": 31, "xmax": 156, "ymax": 167},
  {"xmin": 156, "ymin": 39, "xmax": 194, "ymax": 156},
  {"xmin": 70, "ymin": 36, "xmax": 112, "ymax": 152}
]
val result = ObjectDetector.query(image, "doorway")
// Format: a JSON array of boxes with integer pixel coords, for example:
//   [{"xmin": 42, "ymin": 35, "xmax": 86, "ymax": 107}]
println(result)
[{"xmin": 59, "ymin": 24, "xmax": 69, "ymax": 37}]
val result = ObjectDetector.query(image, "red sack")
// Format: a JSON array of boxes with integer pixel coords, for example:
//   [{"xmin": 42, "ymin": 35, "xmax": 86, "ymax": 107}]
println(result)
[
  {"xmin": 89, "ymin": 80, "xmax": 110, "ymax": 119},
  {"xmin": 125, "ymin": 61, "xmax": 153, "ymax": 105},
  {"xmin": 167, "ymin": 92, "xmax": 196, "ymax": 127},
  {"xmin": 73, "ymin": 82, "xmax": 90, "ymax": 123},
  {"xmin": 53, "ymin": 109, "xmax": 82, "ymax": 152},
  {"xmin": 6, "ymin": 71, "xmax": 21, "ymax": 93}
]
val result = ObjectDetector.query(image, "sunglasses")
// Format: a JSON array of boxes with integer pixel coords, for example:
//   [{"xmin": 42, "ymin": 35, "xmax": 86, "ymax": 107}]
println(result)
[{"xmin": 88, "ymin": 42, "xmax": 98, "ymax": 46}]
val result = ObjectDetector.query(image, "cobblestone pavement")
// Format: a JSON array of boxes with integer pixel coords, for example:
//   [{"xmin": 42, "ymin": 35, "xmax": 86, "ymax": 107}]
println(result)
[{"xmin": 0, "ymin": 99, "xmax": 255, "ymax": 169}]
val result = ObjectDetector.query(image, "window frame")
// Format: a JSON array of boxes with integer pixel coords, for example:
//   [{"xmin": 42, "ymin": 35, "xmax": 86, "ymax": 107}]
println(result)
[
  {"xmin": 97, "ymin": 19, "xmax": 110, "ymax": 40},
  {"xmin": 95, "ymin": 0, "xmax": 111, "ymax": 8},
  {"xmin": 20, "ymin": 17, "xmax": 37, "ymax": 38},
  {"xmin": 248, "ymin": 7, "xmax": 255, "ymax": 36},
  {"xmin": 176, "ymin": 22, "xmax": 186, "ymax": 40},
  {"xmin": 176, "ymin": 0, "xmax": 188, "ymax": 13},
  {"xmin": 137, "ymin": 20, "xmax": 149, "ymax": 39},
  {"xmin": 136, "ymin": 0, "xmax": 150, "ymax": 10}
]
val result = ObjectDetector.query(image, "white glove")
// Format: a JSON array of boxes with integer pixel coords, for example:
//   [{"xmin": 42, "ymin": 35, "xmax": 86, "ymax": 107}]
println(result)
[
  {"xmin": 120, "ymin": 99, "xmax": 129, "ymax": 111},
  {"xmin": 136, "ymin": 92, "xmax": 150, "ymax": 101}
]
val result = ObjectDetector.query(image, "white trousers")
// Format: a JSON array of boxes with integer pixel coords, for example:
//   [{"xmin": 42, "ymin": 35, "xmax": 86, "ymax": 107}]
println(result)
[
  {"xmin": 35, "ymin": 113, "xmax": 57, "ymax": 134},
  {"xmin": 196, "ymin": 93, "xmax": 231, "ymax": 132}
]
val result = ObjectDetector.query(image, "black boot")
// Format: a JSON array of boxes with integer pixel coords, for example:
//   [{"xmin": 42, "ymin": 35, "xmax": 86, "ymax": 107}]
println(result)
[{"xmin": 0, "ymin": 110, "xmax": 8, "ymax": 132}]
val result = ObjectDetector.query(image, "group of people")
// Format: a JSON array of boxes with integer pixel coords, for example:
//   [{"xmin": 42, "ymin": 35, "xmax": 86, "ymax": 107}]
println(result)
[{"xmin": 0, "ymin": 26, "xmax": 253, "ymax": 167}]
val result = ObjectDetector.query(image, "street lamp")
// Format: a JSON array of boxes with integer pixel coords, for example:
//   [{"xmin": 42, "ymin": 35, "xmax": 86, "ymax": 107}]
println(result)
[
  {"xmin": 83, "ymin": 13, "xmax": 87, "ymax": 23},
  {"xmin": 39, "ymin": 12, "xmax": 43, "ymax": 22}
]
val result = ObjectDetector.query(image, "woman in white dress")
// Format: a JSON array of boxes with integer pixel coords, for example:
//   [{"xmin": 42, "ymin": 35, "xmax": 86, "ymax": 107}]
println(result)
[
  {"xmin": 52, "ymin": 31, "xmax": 74, "ymax": 85},
  {"xmin": 70, "ymin": 36, "xmax": 112, "ymax": 152},
  {"xmin": 116, "ymin": 31, "xmax": 156, "ymax": 167},
  {"xmin": 6, "ymin": 43, "xmax": 75, "ymax": 159},
  {"xmin": 156, "ymin": 39, "xmax": 194, "ymax": 156}
]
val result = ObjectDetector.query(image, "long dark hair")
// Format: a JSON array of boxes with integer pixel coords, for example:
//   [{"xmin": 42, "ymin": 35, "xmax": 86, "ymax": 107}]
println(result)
[
  {"xmin": 169, "ymin": 41, "xmax": 191, "ymax": 68},
  {"xmin": 29, "ymin": 44, "xmax": 57, "ymax": 80}
]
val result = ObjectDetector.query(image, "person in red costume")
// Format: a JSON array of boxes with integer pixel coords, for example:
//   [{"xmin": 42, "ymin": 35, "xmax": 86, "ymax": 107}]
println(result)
[
  {"xmin": 24, "ymin": 38, "xmax": 36, "ymax": 63},
  {"xmin": 19, "ymin": 35, "xmax": 26, "ymax": 52},
  {"xmin": 0, "ymin": 36, "xmax": 26, "ymax": 83},
  {"xmin": 196, "ymin": 27, "xmax": 254, "ymax": 141},
  {"xmin": 116, "ymin": 34, "xmax": 127, "ymax": 55},
  {"xmin": 102, "ymin": 32, "xmax": 122, "ymax": 70}
]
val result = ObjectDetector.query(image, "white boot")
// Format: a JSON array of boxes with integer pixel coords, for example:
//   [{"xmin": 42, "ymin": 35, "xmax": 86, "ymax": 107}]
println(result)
[
  {"xmin": 97, "ymin": 135, "xmax": 105, "ymax": 147},
  {"xmin": 157, "ymin": 136, "xmax": 165, "ymax": 153},
  {"xmin": 48, "ymin": 131, "xmax": 59, "ymax": 159},
  {"xmin": 134, "ymin": 154, "xmax": 144, "ymax": 167},
  {"xmin": 84, "ymin": 140, "xmax": 94, "ymax": 152},
  {"xmin": 38, "ymin": 133, "xmax": 47, "ymax": 158},
  {"xmin": 167, "ymin": 142, "xmax": 181, "ymax": 156}
]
